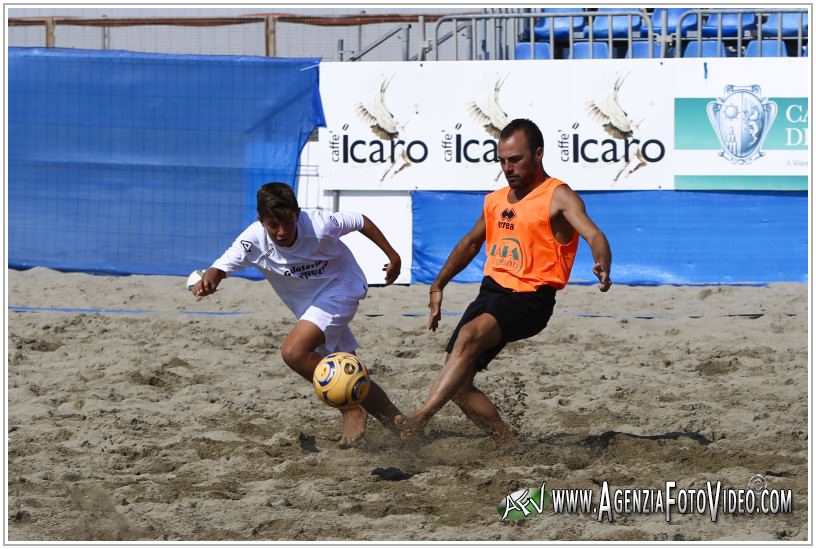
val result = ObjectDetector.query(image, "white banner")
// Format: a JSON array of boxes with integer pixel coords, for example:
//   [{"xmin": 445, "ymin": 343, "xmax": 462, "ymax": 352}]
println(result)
[{"xmin": 317, "ymin": 58, "xmax": 809, "ymax": 192}]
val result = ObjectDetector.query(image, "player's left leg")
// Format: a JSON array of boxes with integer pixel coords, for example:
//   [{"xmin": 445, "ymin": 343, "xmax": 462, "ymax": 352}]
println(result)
[
  {"xmin": 359, "ymin": 380, "xmax": 401, "ymax": 434},
  {"xmin": 449, "ymin": 284, "xmax": 554, "ymax": 448},
  {"xmin": 453, "ymin": 375, "xmax": 519, "ymax": 448},
  {"xmin": 281, "ymin": 319, "xmax": 368, "ymax": 448}
]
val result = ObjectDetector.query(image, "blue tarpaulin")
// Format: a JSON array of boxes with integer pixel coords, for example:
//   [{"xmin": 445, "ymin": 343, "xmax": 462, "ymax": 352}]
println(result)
[
  {"xmin": 411, "ymin": 190, "xmax": 807, "ymax": 285},
  {"xmin": 9, "ymin": 47, "xmax": 325, "ymax": 276}
]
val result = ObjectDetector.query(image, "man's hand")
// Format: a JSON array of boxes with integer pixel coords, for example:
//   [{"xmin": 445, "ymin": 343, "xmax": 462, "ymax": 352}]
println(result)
[
  {"xmin": 428, "ymin": 290, "xmax": 443, "ymax": 331},
  {"xmin": 593, "ymin": 262, "xmax": 612, "ymax": 292}
]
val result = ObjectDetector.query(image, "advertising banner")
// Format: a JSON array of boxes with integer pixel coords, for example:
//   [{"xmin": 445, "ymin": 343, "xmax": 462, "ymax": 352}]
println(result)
[
  {"xmin": 318, "ymin": 58, "xmax": 809, "ymax": 192},
  {"xmin": 672, "ymin": 58, "xmax": 808, "ymax": 191}
]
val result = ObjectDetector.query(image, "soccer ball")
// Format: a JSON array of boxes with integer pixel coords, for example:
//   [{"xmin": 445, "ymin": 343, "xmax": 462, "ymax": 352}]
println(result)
[
  {"xmin": 313, "ymin": 352, "xmax": 370, "ymax": 408},
  {"xmin": 186, "ymin": 269, "xmax": 205, "ymax": 290}
]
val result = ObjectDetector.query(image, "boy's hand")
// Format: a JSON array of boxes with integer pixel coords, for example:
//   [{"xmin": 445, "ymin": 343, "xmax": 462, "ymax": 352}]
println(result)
[
  {"xmin": 192, "ymin": 268, "xmax": 221, "ymax": 297},
  {"xmin": 383, "ymin": 255, "xmax": 401, "ymax": 285}
]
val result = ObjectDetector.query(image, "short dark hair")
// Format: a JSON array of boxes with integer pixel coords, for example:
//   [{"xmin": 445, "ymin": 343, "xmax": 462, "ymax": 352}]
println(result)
[
  {"xmin": 257, "ymin": 182, "xmax": 299, "ymax": 221},
  {"xmin": 500, "ymin": 118, "xmax": 544, "ymax": 155}
]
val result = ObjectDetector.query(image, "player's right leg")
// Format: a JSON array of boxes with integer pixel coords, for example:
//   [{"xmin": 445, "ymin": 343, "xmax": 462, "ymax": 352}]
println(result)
[
  {"xmin": 396, "ymin": 312, "xmax": 503, "ymax": 439},
  {"xmin": 280, "ymin": 319, "xmax": 325, "ymax": 381},
  {"xmin": 281, "ymin": 320, "xmax": 369, "ymax": 448}
]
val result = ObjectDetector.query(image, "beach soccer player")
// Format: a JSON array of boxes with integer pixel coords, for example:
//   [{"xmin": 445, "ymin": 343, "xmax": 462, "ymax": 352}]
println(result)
[
  {"xmin": 396, "ymin": 118, "xmax": 613, "ymax": 447},
  {"xmin": 191, "ymin": 182, "xmax": 403, "ymax": 447}
]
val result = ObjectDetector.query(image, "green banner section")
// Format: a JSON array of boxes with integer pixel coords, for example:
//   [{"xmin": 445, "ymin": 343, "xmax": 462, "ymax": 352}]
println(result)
[
  {"xmin": 675, "ymin": 98, "xmax": 720, "ymax": 149},
  {"xmin": 675, "ymin": 97, "xmax": 809, "ymax": 150},
  {"xmin": 675, "ymin": 175, "xmax": 808, "ymax": 191}
]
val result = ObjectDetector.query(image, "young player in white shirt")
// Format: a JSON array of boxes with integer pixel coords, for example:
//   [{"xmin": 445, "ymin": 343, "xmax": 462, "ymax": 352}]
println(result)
[{"xmin": 191, "ymin": 182, "xmax": 402, "ymax": 447}]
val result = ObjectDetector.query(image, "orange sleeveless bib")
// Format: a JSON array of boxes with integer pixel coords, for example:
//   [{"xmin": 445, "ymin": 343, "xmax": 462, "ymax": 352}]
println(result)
[{"xmin": 483, "ymin": 178, "xmax": 579, "ymax": 291}]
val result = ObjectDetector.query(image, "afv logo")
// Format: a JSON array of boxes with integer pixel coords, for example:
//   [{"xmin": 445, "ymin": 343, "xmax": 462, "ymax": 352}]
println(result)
[{"xmin": 497, "ymin": 482, "xmax": 550, "ymax": 521}]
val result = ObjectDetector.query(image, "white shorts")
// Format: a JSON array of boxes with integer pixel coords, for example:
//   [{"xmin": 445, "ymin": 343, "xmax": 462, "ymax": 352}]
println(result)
[{"xmin": 300, "ymin": 284, "xmax": 366, "ymax": 355}]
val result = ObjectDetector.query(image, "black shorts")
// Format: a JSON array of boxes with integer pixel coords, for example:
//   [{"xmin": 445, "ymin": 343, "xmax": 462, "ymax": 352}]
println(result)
[{"xmin": 445, "ymin": 276, "xmax": 556, "ymax": 371}]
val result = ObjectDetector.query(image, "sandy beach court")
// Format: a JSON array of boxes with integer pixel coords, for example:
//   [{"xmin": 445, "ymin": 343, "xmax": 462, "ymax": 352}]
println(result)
[{"xmin": 7, "ymin": 268, "xmax": 808, "ymax": 541}]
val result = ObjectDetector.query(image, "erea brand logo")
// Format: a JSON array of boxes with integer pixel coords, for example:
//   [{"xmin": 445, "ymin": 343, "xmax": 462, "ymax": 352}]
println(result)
[{"xmin": 498, "ymin": 208, "xmax": 516, "ymax": 230}]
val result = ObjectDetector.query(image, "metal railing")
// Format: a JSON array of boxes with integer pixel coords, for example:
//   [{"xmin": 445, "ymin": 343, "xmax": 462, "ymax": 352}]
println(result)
[
  {"xmin": 433, "ymin": 10, "xmax": 655, "ymax": 60},
  {"xmin": 676, "ymin": 8, "xmax": 809, "ymax": 58},
  {"xmin": 576, "ymin": 10, "xmax": 655, "ymax": 59},
  {"xmin": 339, "ymin": 24, "xmax": 411, "ymax": 61},
  {"xmin": 7, "ymin": 12, "xmax": 466, "ymax": 60},
  {"xmin": 8, "ymin": 9, "xmax": 809, "ymax": 61}
]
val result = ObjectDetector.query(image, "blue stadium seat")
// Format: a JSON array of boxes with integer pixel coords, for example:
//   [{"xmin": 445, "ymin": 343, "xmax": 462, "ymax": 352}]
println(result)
[
  {"xmin": 684, "ymin": 40, "xmax": 728, "ymax": 57},
  {"xmin": 625, "ymin": 40, "xmax": 662, "ymax": 58},
  {"xmin": 588, "ymin": 8, "xmax": 642, "ymax": 38},
  {"xmin": 571, "ymin": 41, "xmax": 610, "ymax": 59},
  {"xmin": 515, "ymin": 42, "xmax": 553, "ymax": 60},
  {"xmin": 650, "ymin": 8, "xmax": 699, "ymax": 36},
  {"xmin": 701, "ymin": 12, "xmax": 758, "ymax": 37},
  {"xmin": 534, "ymin": 8, "xmax": 586, "ymax": 40},
  {"xmin": 761, "ymin": 12, "xmax": 809, "ymax": 37},
  {"xmin": 745, "ymin": 39, "xmax": 788, "ymax": 57}
]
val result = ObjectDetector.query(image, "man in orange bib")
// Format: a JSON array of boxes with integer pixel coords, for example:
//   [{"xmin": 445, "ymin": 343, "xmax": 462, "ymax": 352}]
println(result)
[{"xmin": 396, "ymin": 118, "xmax": 612, "ymax": 447}]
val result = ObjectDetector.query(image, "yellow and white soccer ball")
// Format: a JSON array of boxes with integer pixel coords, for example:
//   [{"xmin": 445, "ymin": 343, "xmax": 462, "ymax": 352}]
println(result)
[
  {"xmin": 313, "ymin": 352, "xmax": 370, "ymax": 408},
  {"xmin": 186, "ymin": 269, "xmax": 205, "ymax": 290}
]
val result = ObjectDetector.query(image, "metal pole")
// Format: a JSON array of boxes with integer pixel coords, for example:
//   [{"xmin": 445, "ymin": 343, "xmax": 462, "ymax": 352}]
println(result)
[
  {"xmin": 512, "ymin": 16, "xmax": 518, "ymax": 59},
  {"xmin": 101, "ymin": 14, "xmax": 109, "ymax": 49},
  {"xmin": 470, "ymin": 18, "xmax": 477, "ymax": 60},
  {"xmin": 358, "ymin": 10, "xmax": 364, "ymax": 57},
  {"xmin": 454, "ymin": 18, "xmax": 460, "ymax": 60},
  {"xmin": 418, "ymin": 15, "xmax": 426, "ymax": 60},
  {"xmin": 493, "ymin": 15, "xmax": 499, "ymax": 60},
  {"xmin": 481, "ymin": 15, "xmax": 488, "ymax": 60},
  {"xmin": 338, "ymin": 38, "xmax": 344, "ymax": 61},
  {"xmin": 403, "ymin": 24, "xmax": 410, "ymax": 61},
  {"xmin": 529, "ymin": 15, "xmax": 534, "ymax": 59}
]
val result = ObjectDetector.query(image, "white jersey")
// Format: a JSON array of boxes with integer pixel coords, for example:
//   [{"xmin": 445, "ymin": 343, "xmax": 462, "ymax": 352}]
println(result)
[{"xmin": 211, "ymin": 209, "xmax": 368, "ymax": 319}]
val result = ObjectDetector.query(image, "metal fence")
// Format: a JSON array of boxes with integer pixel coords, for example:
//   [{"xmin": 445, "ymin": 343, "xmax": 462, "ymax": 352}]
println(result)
[
  {"xmin": 7, "ymin": 10, "xmax": 478, "ymax": 61},
  {"xmin": 8, "ymin": 7, "xmax": 809, "ymax": 61}
]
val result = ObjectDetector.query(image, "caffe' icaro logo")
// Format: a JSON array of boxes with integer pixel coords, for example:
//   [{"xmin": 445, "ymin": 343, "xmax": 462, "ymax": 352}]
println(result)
[{"xmin": 489, "ymin": 237, "xmax": 524, "ymax": 273}]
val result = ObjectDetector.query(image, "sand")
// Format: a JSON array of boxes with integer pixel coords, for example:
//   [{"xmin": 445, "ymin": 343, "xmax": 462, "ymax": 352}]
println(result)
[{"xmin": 6, "ymin": 267, "xmax": 808, "ymax": 541}]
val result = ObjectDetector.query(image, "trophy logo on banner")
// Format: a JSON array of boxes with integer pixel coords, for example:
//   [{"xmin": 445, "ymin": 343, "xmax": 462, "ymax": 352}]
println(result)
[{"xmin": 707, "ymin": 85, "xmax": 777, "ymax": 165}]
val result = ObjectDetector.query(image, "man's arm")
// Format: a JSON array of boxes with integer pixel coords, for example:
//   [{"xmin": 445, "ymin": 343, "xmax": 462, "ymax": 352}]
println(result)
[
  {"xmin": 359, "ymin": 215, "xmax": 401, "ymax": 285},
  {"xmin": 554, "ymin": 186, "xmax": 612, "ymax": 292},
  {"xmin": 427, "ymin": 214, "xmax": 487, "ymax": 330}
]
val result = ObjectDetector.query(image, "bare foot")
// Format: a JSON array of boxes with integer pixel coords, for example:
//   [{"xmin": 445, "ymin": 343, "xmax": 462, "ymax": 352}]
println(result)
[
  {"xmin": 339, "ymin": 405, "xmax": 368, "ymax": 448},
  {"xmin": 394, "ymin": 414, "xmax": 427, "ymax": 443},
  {"xmin": 495, "ymin": 431, "xmax": 521, "ymax": 450}
]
